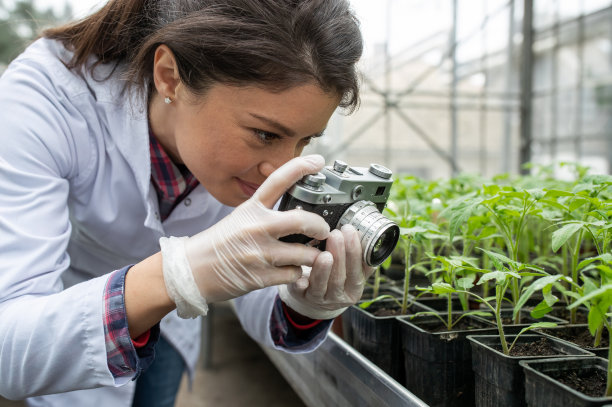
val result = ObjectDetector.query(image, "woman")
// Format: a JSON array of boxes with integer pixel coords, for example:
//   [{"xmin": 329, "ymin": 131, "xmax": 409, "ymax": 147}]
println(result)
[{"xmin": 0, "ymin": 1, "xmax": 367, "ymax": 406}]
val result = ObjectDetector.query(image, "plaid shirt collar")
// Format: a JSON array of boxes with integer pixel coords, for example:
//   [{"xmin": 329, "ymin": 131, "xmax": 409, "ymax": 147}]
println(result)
[{"xmin": 149, "ymin": 131, "xmax": 199, "ymax": 221}]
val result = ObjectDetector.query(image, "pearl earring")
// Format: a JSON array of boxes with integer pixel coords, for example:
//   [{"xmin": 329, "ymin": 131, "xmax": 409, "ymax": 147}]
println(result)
[{"xmin": 164, "ymin": 97, "xmax": 172, "ymax": 104}]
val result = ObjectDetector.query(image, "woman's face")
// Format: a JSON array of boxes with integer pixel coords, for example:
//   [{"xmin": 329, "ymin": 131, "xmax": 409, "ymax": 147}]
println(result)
[{"xmin": 152, "ymin": 83, "xmax": 340, "ymax": 207}]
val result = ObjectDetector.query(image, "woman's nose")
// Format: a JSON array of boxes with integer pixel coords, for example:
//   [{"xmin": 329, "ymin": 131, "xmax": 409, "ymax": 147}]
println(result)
[{"xmin": 258, "ymin": 161, "xmax": 277, "ymax": 178}]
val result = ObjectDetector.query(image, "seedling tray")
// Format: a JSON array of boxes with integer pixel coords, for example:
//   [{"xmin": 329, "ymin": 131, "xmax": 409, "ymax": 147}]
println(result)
[{"xmin": 260, "ymin": 332, "xmax": 428, "ymax": 407}]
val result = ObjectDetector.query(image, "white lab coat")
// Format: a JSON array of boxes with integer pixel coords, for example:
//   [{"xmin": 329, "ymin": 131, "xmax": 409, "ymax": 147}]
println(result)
[{"xmin": 0, "ymin": 38, "xmax": 328, "ymax": 406}]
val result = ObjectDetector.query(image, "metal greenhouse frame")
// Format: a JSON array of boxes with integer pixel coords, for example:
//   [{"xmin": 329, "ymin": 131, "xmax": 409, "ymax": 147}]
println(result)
[{"xmin": 315, "ymin": 0, "xmax": 612, "ymax": 179}]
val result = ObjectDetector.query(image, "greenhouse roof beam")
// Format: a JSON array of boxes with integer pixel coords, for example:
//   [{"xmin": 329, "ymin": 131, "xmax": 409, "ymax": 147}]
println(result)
[
  {"xmin": 519, "ymin": 0, "xmax": 534, "ymax": 173},
  {"xmin": 327, "ymin": 109, "xmax": 384, "ymax": 158},
  {"xmin": 392, "ymin": 107, "xmax": 460, "ymax": 173}
]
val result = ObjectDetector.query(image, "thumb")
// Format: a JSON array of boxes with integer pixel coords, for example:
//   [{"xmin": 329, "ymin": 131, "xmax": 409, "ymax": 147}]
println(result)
[{"xmin": 252, "ymin": 155, "xmax": 325, "ymax": 208}]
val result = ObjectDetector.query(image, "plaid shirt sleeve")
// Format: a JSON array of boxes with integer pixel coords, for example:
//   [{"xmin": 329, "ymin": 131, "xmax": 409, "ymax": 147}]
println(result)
[
  {"xmin": 270, "ymin": 295, "xmax": 332, "ymax": 347},
  {"xmin": 104, "ymin": 266, "xmax": 160, "ymax": 379}
]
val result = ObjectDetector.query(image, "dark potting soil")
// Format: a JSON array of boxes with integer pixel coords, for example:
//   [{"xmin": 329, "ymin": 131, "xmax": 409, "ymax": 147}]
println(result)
[
  {"xmin": 549, "ymin": 368, "xmax": 607, "ymax": 398},
  {"xmin": 500, "ymin": 316, "xmax": 536, "ymax": 325},
  {"xmin": 370, "ymin": 303, "xmax": 422, "ymax": 317},
  {"xmin": 542, "ymin": 327, "xmax": 609, "ymax": 349},
  {"xmin": 548, "ymin": 308, "xmax": 588, "ymax": 324},
  {"xmin": 373, "ymin": 308, "xmax": 404, "ymax": 317},
  {"xmin": 493, "ymin": 337, "xmax": 559, "ymax": 357},
  {"xmin": 411, "ymin": 317, "xmax": 486, "ymax": 333},
  {"xmin": 479, "ymin": 315, "xmax": 534, "ymax": 326}
]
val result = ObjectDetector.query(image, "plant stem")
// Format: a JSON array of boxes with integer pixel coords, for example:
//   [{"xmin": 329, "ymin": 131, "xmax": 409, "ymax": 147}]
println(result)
[
  {"xmin": 401, "ymin": 239, "xmax": 412, "ymax": 315},
  {"xmin": 561, "ymin": 244, "xmax": 568, "ymax": 278},
  {"xmin": 510, "ymin": 198, "xmax": 537, "ymax": 324},
  {"xmin": 482, "ymin": 240, "xmax": 491, "ymax": 299},
  {"xmin": 570, "ymin": 229, "xmax": 585, "ymax": 324},
  {"xmin": 511, "ymin": 278, "xmax": 520, "ymax": 324},
  {"xmin": 447, "ymin": 292, "xmax": 452, "ymax": 330},
  {"xmin": 373, "ymin": 267, "xmax": 380, "ymax": 299},
  {"xmin": 607, "ymin": 327, "xmax": 612, "ymax": 397},
  {"xmin": 594, "ymin": 324, "xmax": 603, "ymax": 348},
  {"xmin": 583, "ymin": 225, "xmax": 602, "ymax": 256},
  {"xmin": 495, "ymin": 284, "xmax": 509, "ymax": 355},
  {"xmin": 427, "ymin": 240, "xmax": 435, "ymax": 271}
]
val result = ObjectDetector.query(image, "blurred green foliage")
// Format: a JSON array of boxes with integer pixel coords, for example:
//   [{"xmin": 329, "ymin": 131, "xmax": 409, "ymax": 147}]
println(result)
[{"xmin": 0, "ymin": 0, "xmax": 72, "ymax": 65}]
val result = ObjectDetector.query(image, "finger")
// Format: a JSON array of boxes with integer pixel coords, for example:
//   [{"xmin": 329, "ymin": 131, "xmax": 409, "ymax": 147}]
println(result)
[
  {"xmin": 324, "ymin": 229, "xmax": 347, "ymax": 299},
  {"xmin": 266, "ymin": 209, "xmax": 330, "ymax": 241},
  {"xmin": 363, "ymin": 265, "xmax": 376, "ymax": 280},
  {"xmin": 307, "ymin": 251, "xmax": 333, "ymax": 298},
  {"xmin": 253, "ymin": 154, "xmax": 325, "ymax": 208},
  {"xmin": 266, "ymin": 242, "xmax": 323, "ymax": 267},
  {"xmin": 342, "ymin": 224, "xmax": 366, "ymax": 290},
  {"xmin": 294, "ymin": 275, "xmax": 310, "ymax": 290},
  {"xmin": 260, "ymin": 265, "xmax": 303, "ymax": 287}
]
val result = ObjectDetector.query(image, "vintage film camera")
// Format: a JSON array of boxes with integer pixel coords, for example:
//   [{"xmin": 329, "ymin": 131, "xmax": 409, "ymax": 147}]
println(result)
[{"xmin": 279, "ymin": 160, "xmax": 400, "ymax": 267}]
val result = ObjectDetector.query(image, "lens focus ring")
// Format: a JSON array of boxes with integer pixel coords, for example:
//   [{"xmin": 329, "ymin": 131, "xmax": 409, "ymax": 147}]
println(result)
[{"xmin": 337, "ymin": 201, "xmax": 400, "ymax": 266}]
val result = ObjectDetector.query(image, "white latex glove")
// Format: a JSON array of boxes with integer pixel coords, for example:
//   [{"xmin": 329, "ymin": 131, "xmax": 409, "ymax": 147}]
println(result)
[
  {"xmin": 278, "ymin": 225, "xmax": 376, "ymax": 320},
  {"xmin": 160, "ymin": 155, "xmax": 331, "ymax": 318}
]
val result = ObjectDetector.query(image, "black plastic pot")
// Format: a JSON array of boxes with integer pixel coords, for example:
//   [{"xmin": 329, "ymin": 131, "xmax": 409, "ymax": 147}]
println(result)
[
  {"xmin": 531, "ymin": 304, "xmax": 588, "ymax": 324},
  {"xmin": 342, "ymin": 298, "xmax": 432, "ymax": 383},
  {"xmin": 342, "ymin": 290, "xmax": 420, "ymax": 345},
  {"xmin": 520, "ymin": 357, "xmax": 612, "ymax": 407},
  {"xmin": 537, "ymin": 324, "xmax": 608, "ymax": 358},
  {"xmin": 468, "ymin": 334, "xmax": 595, "ymax": 407},
  {"xmin": 397, "ymin": 312, "xmax": 497, "ymax": 407},
  {"xmin": 342, "ymin": 287, "xmax": 407, "ymax": 345}
]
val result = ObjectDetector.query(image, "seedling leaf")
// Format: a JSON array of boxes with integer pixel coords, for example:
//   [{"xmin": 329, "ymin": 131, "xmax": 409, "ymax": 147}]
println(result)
[
  {"xmin": 551, "ymin": 222, "xmax": 583, "ymax": 252},
  {"xmin": 358, "ymin": 294, "xmax": 396, "ymax": 309},
  {"xmin": 431, "ymin": 282, "xmax": 455, "ymax": 294},
  {"xmin": 513, "ymin": 275, "xmax": 563, "ymax": 320},
  {"xmin": 530, "ymin": 301, "xmax": 554, "ymax": 319}
]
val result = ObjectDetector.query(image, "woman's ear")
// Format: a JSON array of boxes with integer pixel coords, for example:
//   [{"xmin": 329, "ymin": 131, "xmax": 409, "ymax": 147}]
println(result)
[{"xmin": 152, "ymin": 44, "xmax": 181, "ymax": 100}]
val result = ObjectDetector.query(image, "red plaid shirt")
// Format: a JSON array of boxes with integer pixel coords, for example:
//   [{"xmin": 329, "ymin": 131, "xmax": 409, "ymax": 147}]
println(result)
[
  {"xmin": 102, "ymin": 133, "xmax": 327, "ymax": 379},
  {"xmin": 148, "ymin": 133, "xmax": 199, "ymax": 221}
]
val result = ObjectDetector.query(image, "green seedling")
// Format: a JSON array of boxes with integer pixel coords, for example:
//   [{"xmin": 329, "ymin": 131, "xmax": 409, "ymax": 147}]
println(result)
[
  {"xmin": 443, "ymin": 186, "xmax": 548, "ymax": 323},
  {"xmin": 568, "ymin": 254, "xmax": 612, "ymax": 396},
  {"xmin": 549, "ymin": 175, "xmax": 612, "ymax": 323},
  {"xmin": 422, "ymin": 248, "xmax": 561, "ymax": 354}
]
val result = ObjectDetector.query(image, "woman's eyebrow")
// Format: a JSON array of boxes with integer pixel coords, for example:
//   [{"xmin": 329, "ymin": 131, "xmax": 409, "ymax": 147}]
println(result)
[{"xmin": 249, "ymin": 113, "xmax": 296, "ymax": 137}]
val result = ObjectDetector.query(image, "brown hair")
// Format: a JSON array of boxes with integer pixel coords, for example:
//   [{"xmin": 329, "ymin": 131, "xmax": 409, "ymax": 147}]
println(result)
[{"xmin": 44, "ymin": 0, "xmax": 363, "ymax": 111}]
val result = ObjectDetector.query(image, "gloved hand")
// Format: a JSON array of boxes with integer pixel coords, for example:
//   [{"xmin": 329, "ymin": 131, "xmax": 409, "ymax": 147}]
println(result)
[
  {"xmin": 278, "ymin": 225, "xmax": 376, "ymax": 320},
  {"xmin": 160, "ymin": 155, "xmax": 331, "ymax": 318}
]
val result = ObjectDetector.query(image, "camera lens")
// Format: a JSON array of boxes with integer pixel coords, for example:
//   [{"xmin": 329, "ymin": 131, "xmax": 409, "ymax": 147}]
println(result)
[
  {"xmin": 370, "ymin": 225, "xmax": 400, "ymax": 266},
  {"xmin": 337, "ymin": 201, "xmax": 400, "ymax": 267}
]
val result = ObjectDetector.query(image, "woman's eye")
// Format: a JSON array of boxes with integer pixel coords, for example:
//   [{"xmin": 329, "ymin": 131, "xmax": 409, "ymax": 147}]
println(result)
[
  {"xmin": 300, "ymin": 136, "xmax": 314, "ymax": 146},
  {"xmin": 301, "ymin": 131, "xmax": 324, "ymax": 147},
  {"xmin": 254, "ymin": 129, "xmax": 280, "ymax": 144}
]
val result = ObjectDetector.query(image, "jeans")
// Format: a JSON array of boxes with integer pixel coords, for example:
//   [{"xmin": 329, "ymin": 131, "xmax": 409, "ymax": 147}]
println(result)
[{"xmin": 132, "ymin": 335, "xmax": 186, "ymax": 407}]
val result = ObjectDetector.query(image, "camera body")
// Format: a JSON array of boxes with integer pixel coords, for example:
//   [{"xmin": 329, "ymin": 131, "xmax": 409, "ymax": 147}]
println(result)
[{"xmin": 278, "ymin": 160, "xmax": 399, "ymax": 267}]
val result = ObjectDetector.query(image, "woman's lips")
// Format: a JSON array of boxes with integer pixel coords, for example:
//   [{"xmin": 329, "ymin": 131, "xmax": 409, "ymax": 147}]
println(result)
[{"xmin": 236, "ymin": 178, "xmax": 261, "ymax": 197}]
